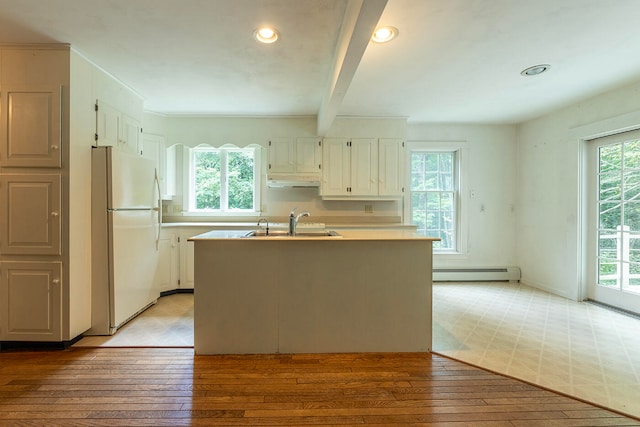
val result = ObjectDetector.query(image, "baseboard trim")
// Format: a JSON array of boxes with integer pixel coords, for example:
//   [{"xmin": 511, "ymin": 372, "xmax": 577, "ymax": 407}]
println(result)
[
  {"xmin": 160, "ymin": 288, "xmax": 194, "ymax": 297},
  {"xmin": 1, "ymin": 334, "xmax": 83, "ymax": 352},
  {"xmin": 586, "ymin": 299, "xmax": 640, "ymax": 320}
]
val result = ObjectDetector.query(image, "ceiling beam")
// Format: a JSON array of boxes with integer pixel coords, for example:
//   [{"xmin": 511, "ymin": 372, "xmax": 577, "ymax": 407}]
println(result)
[{"xmin": 317, "ymin": 0, "xmax": 388, "ymax": 136}]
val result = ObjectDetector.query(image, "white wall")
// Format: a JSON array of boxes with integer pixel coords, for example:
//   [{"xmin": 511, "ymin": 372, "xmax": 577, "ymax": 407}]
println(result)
[
  {"xmin": 69, "ymin": 50, "xmax": 94, "ymax": 337},
  {"xmin": 142, "ymin": 111, "xmax": 169, "ymax": 137},
  {"xmin": 517, "ymin": 80, "xmax": 640, "ymax": 300},
  {"xmin": 407, "ymin": 123, "xmax": 518, "ymax": 269}
]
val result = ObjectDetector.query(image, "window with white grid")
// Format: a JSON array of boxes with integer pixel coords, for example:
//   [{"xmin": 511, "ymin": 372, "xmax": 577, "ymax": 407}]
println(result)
[{"xmin": 409, "ymin": 151, "xmax": 457, "ymax": 251}]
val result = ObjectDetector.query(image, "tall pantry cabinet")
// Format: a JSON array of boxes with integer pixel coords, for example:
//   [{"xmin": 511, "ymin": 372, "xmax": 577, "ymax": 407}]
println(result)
[{"xmin": 0, "ymin": 45, "xmax": 95, "ymax": 345}]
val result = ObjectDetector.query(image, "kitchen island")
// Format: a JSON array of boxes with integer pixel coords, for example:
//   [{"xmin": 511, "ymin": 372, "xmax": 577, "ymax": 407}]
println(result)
[{"xmin": 189, "ymin": 230, "xmax": 438, "ymax": 355}]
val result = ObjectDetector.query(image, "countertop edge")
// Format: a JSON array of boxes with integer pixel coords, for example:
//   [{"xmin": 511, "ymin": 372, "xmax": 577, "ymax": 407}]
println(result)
[{"xmin": 189, "ymin": 229, "xmax": 438, "ymax": 241}]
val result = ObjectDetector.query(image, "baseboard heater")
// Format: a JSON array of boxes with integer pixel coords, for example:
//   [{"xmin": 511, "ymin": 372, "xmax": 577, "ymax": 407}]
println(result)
[{"xmin": 433, "ymin": 267, "xmax": 521, "ymax": 282}]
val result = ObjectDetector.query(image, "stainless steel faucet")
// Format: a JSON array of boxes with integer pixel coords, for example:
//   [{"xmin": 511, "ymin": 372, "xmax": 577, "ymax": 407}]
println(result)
[
  {"xmin": 257, "ymin": 217, "xmax": 269, "ymax": 235},
  {"xmin": 288, "ymin": 208, "xmax": 310, "ymax": 236}
]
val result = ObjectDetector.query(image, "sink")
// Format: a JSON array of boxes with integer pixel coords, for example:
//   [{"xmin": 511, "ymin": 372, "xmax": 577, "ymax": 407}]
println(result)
[{"xmin": 242, "ymin": 230, "xmax": 342, "ymax": 238}]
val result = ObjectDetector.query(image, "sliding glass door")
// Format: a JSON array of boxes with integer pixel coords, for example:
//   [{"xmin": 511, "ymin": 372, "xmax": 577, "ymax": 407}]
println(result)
[{"xmin": 587, "ymin": 131, "xmax": 640, "ymax": 314}]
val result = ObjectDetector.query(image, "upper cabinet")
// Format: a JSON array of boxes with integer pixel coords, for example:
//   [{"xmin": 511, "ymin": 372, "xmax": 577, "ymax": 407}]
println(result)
[
  {"xmin": 121, "ymin": 114, "xmax": 141, "ymax": 155},
  {"xmin": 350, "ymin": 138, "xmax": 378, "ymax": 196},
  {"xmin": 0, "ymin": 85, "xmax": 62, "ymax": 168},
  {"xmin": 321, "ymin": 137, "xmax": 404, "ymax": 199},
  {"xmin": 268, "ymin": 137, "xmax": 321, "ymax": 175},
  {"xmin": 320, "ymin": 138, "xmax": 350, "ymax": 195},
  {"xmin": 295, "ymin": 137, "xmax": 322, "ymax": 174},
  {"xmin": 378, "ymin": 138, "xmax": 405, "ymax": 197},
  {"xmin": 268, "ymin": 138, "xmax": 295, "ymax": 173},
  {"xmin": 94, "ymin": 99, "xmax": 141, "ymax": 155},
  {"xmin": 141, "ymin": 133, "xmax": 170, "ymax": 198},
  {"xmin": 94, "ymin": 99, "xmax": 119, "ymax": 148}
]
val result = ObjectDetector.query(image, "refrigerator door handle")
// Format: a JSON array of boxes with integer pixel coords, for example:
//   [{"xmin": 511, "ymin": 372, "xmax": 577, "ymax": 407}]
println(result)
[{"xmin": 154, "ymin": 169, "xmax": 162, "ymax": 250}]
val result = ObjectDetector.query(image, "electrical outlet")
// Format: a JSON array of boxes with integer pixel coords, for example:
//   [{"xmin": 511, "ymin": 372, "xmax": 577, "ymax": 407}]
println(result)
[{"xmin": 364, "ymin": 204, "xmax": 373, "ymax": 214}]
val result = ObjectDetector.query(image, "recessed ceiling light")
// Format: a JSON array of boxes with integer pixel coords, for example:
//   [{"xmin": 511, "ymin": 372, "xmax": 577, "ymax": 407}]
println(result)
[
  {"xmin": 521, "ymin": 64, "xmax": 551, "ymax": 76},
  {"xmin": 253, "ymin": 26, "xmax": 279, "ymax": 44},
  {"xmin": 372, "ymin": 26, "xmax": 398, "ymax": 43}
]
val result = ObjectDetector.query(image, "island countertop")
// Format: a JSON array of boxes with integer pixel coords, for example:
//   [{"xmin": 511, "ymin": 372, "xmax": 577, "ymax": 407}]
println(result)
[{"xmin": 189, "ymin": 229, "xmax": 438, "ymax": 241}]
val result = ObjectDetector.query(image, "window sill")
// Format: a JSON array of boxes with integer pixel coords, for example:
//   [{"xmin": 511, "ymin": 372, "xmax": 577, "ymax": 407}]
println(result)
[
  {"xmin": 434, "ymin": 251, "xmax": 468, "ymax": 260},
  {"xmin": 181, "ymin": 211, "xmax": 261, "ymax": 217}
]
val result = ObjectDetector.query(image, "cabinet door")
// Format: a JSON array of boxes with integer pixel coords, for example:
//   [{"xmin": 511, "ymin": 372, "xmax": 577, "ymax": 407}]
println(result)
[
  {"xmin": 178, "ymin": 231, "xmax": 196, "ymax": 290},
  {"xmin": 0, "ymin": 174, "xmax": 61, "ymax": 255},
  {"xmin": 141, "ymin": 133, "xmax": 166, "ymax": 196},
  {"xmin": 350, "ymin": 138, "xmax": 378, "ymax": 196},
  {"xmin": 95, "ymin": 99, "xmax": 120, "ymax": 147},
  {"xmin": 120, "ymin": 114, "xmax": 141, "ymax": 155},
  {"xmin": 154, "ymin": 231, "xmax": 179, "ymax": 293},
  {"xmin": 296, "ymin": 137, "xmax": 322, "ymax": 173},
  {"xmin": 0, "ymin": 261, "xmax": 62, "ymax": 341},
  {"xmin": 379, "ymin": 139, "xmax": 404, "ymax": 196},
  {"xmin": 184, "ymin": 238, "xmax": 195, "ymax": 289},
  {"xmin": 321, "ymin": 138, "xmax": 350, "ymax": 196},
  {"xmin": 0, "ymin": 85, "xmax": 62, "ymax": 168},
  {"xmin": 268, "ymin": 138, "xmax": 295, "ymax": 173}
]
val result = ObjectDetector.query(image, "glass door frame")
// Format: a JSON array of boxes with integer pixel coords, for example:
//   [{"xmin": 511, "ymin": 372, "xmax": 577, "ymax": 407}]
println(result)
[{"xmin": 586, "ymin": 131, "xmax": 640, "ymax": 314}]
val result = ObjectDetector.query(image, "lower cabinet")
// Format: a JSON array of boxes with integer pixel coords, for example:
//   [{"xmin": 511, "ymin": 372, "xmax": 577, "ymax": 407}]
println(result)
[
  {"xmin": 0, "ymin": 261, "xmax": 62, "ymax": 341},
  {"xmin": 179, "ymin": 231, "xmax": 195, "ymax": 290},
  {"xmin": 154, "ymin": 230, "xmax": 179, "ymax": 293},
  {"xmin": 153, "ymin": 227, "xmax": 198, "ymax": 292}
]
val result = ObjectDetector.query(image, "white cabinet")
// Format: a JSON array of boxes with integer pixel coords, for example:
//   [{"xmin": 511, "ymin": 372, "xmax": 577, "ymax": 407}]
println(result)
[
  {"xmin": 141, "ymin": 133, "xmax": 167, "ymax": 196},
  {"xmin": 0, "ymin": 48, "xmax": 69, "ymax": 343},
  {"xmin": 95, "ymin": 99, "xmax": 141, "ymax": 155},
  {"xmin": 120, "ymin": 114, "xmax": 141, "ymax": 155},
  {"xmin": 0, "ymin": 174, "xmax": 62, "ymax": 256},
  {"xmin": 321, "ymin": 138, "xmax": 349, "ymax": 195},
  {"xmin": 295, "ymin": 137, "xmax": 322, "ymax": 173},
  {"xmin": 321, "ymin": 138, "xmax": 377, "ymax": 197},
  {"xmin": 378, "ymin": 138, "xmax": 404, "ymax": 196},
  {"xmin": 95, "ymin": 99, "xmax": 119, "ymax": 148},
  {"xmin": 0, "ymin": 261, "xmax": 62, "ymax": 341},
  {"xmin": 350, "ymin": 138, "xmax": 378, "ymax": 196},
  {"xmin": 268, "ymin": 138, "xmax": 296, "ymax": 173},
  {"xmin": 268, "ymin": 137, "xmax": 321, "ymax": 175},
  {"xmin": 174, "ymin": 227, "xmax": 200, "ymax": 289},
  {"xmin": 0, "ymin": 85, "xmax": 62, "ymax": 168},
  {"xmin": 154, "ymin": 229, "xmax": 179, "ymax": 293},
  {"xmin": 180, "ymin": 232, "xmax": 195, "ymax": 290},
  {"xmin": 151, "ymin": 227, "xmax": 194, "ymax": 294},
  {"xmin": 321, "ymin": 137, "xmax": 404, "ymax": 199}
]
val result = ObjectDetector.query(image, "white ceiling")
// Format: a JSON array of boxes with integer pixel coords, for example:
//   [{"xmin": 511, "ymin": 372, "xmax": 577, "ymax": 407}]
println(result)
[{"xmin": 1, "ymin": 0, "xmax": 640, "ymax": 127}]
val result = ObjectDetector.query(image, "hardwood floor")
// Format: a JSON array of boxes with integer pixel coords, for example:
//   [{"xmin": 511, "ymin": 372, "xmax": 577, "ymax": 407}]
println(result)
[{"xmin": 1, "ymin": 348, "xmax": 638, "ymax": 426}]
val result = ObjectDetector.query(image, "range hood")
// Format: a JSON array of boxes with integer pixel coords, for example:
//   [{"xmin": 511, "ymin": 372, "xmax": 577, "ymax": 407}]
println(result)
[{"xmin": 267, "ymin": 174, "xmax": 320, "ymax": 188}]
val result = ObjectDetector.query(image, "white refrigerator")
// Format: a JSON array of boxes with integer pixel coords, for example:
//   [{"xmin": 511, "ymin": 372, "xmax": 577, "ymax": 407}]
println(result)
[{"xmin": 88, "ymin": 146, "xmax": 161, "ymax": 335}]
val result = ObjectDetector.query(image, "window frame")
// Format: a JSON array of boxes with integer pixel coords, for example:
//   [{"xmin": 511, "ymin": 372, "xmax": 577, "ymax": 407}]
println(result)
[
  {"xmin": 404, "ymin": 141, "xmax": 468, "ymax": 256},
  {"xmin": 187, "ymin": 145, "xmax": 261, "ymax": 215}
]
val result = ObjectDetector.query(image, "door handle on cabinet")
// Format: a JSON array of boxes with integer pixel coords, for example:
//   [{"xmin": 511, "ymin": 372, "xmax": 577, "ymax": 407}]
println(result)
[
  {"xmin": 50, "ymin": 211, "xmax": 59, "ymax": 217},
  {"xmin": 52, "ymin": 279, "xmax": 60, "ymax": 285}
]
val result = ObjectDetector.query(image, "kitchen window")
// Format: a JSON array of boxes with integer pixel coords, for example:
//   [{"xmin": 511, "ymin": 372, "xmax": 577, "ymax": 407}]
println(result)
[
  {"xmin": 189, "ymin": 146, "xmax": 259, "ymax": 213},
  {"xmin": 406, "ymin": 146, "xmax": 463, "ymax": 252}
]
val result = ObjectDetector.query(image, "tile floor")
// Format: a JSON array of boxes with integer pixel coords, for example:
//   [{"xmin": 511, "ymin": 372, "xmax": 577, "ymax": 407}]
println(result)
[
  {"xmin": 433, "ymin": 281, "xmax": 640, "ymax": 419},
  {"xmin": 73, "ymin": 292, "xmax": 194, "ymax": 347},
  {"xmin": 74, "ymin": 282, "xmax": 640, "ymax": 419}
]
